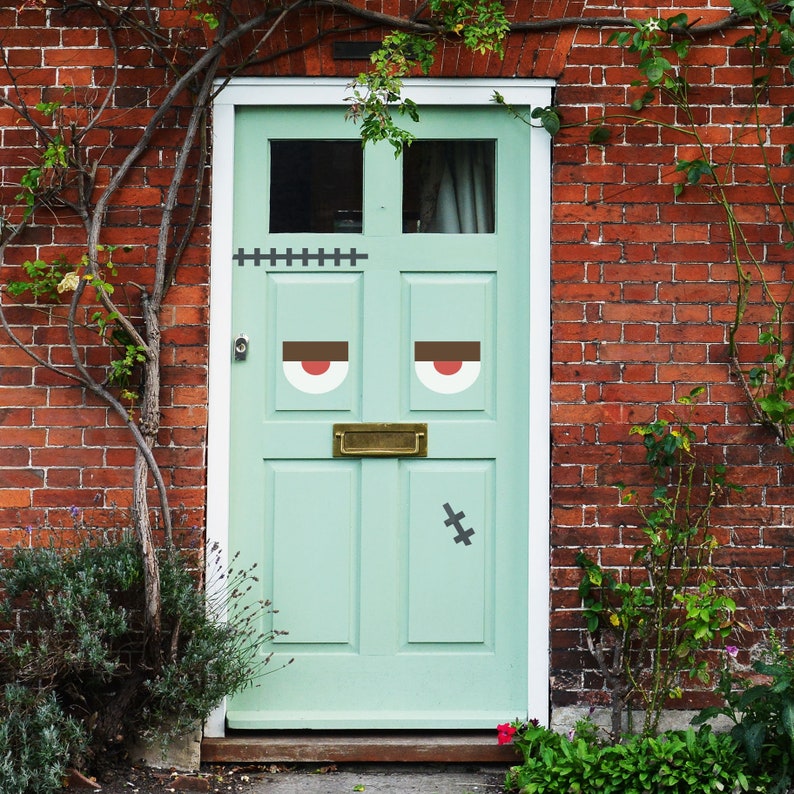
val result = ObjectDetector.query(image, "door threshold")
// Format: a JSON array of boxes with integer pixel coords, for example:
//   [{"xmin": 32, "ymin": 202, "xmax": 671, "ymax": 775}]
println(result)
[{"xmin": 201, "ymin": 731, "xmax": 518, "ymax": 764}]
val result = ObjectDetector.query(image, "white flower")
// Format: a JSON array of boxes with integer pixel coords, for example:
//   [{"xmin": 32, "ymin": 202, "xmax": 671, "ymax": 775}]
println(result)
[{"xmin": 56, "ymin": 271, "xmax": 80, "ymax": 293}]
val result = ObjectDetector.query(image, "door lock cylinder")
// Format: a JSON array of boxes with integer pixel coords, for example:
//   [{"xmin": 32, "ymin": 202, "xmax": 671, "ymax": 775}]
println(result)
[{"xmin": 233, "ymin": 333, "xmax": 249, "ymax": 361}]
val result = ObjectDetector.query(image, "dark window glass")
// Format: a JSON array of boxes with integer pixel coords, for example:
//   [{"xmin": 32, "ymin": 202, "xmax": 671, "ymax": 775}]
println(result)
[
  {"xmin": 403, "ymin": 140, "xmax": 495, "ymax": 234},
  {"xmin": 270, "ymin": 140, "xmax": 363, "ymax": 233}
]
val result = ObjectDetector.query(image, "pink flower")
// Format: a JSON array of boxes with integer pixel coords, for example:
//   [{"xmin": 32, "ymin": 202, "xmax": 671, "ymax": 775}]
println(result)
[
  {"xmin": 497, "ymin": 723, "xmax": 517, "ymax": 745},
  {"xmin": 726, "ymin": 645, "xmax": 739, "ymax": 658}
]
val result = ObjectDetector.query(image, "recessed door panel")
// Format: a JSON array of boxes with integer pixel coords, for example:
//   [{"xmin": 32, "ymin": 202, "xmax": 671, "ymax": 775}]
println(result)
[
  {"xmin": 405, "ymin": 461, "xmax": 492, "ymax": 645},
  {"xmin": 269, "ymin": 461, "xmax": 359, "ymax": 645},
  {"xmin": 272, "ymin": 274, "xmax": 360, "ymax": 411},
  {"xmin": 406, "ymin": 274, "xmax": 492, "ymax": 411}
]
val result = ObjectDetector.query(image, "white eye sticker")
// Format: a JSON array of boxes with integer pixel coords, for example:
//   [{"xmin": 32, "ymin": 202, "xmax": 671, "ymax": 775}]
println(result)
[
  {"xmin": 283, "ymin": 341, "xmax": 349, "ymax": 394},
  {"xmin": 414, "ymin": 341, "xmax": 481, "ymax": 394}
]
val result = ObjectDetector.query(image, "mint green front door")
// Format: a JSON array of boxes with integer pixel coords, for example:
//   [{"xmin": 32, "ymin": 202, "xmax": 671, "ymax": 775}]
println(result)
[{"xmin": 227, "ymin": 104, "xmax": 531, "ymax": 728}]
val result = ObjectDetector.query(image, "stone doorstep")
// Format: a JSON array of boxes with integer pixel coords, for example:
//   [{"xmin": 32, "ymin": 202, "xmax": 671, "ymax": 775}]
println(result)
[{"xmin": 200, "ymin": 732, "xmax": 519, "ymax": 764}]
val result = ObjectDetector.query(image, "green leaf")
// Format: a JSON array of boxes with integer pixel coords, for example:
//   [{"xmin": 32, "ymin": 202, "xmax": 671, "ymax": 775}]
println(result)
[
  {"xmin": 589, "ymin": 126, "xmax": 611, "ymax": 144},
  {"xmin": 676, "ymin": 158, "xmax": 714, "ymax": 185},
  {"xmin": 780, "ymin": 700, "xmax": 794, "ymax": 741},
  {"xmin": 609, "ymin": 31, "xmax": 633, "ymax": 46},
  {"xmin": 530, "ymin": 106, "xmax": 561, "ymax": 136},
  {"xmin": 34, "ymin": 100, "xmax": 61, "ymax": 117},
  {"xmin": 782, "ymin": 27, "xmax": 794, "ymax": 56},
  {"xmin": 748, "ymin": 367, "xmax": 766, "ymax": 386},
  {"xmin": 740, "ymin": 721, "xmax": 766, "ymax": 767},
  {"xmin": 643, "ymin": 55, "xmax": 672, "ymax": 84}
]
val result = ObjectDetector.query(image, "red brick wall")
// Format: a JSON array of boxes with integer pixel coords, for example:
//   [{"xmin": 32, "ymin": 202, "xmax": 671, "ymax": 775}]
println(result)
[{"xmin": 1, "ymin": 0, "xmax": 792, "ymax": 715}]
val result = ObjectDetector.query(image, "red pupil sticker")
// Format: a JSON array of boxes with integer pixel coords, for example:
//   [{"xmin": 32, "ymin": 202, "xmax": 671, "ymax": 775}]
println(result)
[
  {"xmin": 302, "ymin": 361, "xmax": 331, "ymax": 375},
  {"xmin": 434, "ymin": 361, "xmax": 463, "ymax": 375}
]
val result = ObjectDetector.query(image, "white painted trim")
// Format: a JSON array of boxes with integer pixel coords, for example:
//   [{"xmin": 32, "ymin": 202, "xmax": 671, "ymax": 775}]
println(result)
[
  {"xmin": 206, "ymin": 78, "xmax": 553, "ymax": 736},
  {"xmin": 213, "ymin": 76, "xmax": 555, "ymax": 107},
  {"xmin": 204, "ymin": 99, "xmax": 235, "ymax": 738},
  {"xmin": 526, "ymin": 106, "xmax": 552, "ymax": 728}
]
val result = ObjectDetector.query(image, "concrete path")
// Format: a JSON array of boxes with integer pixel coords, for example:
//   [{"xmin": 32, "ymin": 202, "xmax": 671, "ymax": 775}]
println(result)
[{"xmin": 240, "ymin": 764, "xmax": 506, "ymax": 793}]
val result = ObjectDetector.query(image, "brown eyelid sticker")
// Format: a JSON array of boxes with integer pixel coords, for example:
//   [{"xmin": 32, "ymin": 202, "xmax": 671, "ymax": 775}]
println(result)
[
  {"xmin": 414, "ymin": 341, "xmax": 480, "ymax": 361},
  {"xmin": 282, "ymin": 341, "xmax": 349, "ymax": 394},
  {"xmin": 283, "ymin": 341, "xmax": 349, "ymax": 361},
  {"xmin": 414, "ymin": 341, "xmax": 482, "ymax": 394}
]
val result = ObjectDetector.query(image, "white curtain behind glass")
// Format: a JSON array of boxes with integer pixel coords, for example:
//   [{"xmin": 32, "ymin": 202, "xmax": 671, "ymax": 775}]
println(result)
[{"xmin": 418, "ymin": 141, "xmax": 494, "ymax": 233}]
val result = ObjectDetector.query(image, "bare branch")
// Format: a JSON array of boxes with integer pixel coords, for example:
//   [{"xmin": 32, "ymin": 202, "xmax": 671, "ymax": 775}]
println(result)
[{"xmin": 152, "ymin": 66, "xmax": 217, "ymax": 304}]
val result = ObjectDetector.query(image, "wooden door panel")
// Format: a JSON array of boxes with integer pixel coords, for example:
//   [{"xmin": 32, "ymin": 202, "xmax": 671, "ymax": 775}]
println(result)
[{"xmin": 405, "ymin": 461, "xmax": 492, "ymax": 645}]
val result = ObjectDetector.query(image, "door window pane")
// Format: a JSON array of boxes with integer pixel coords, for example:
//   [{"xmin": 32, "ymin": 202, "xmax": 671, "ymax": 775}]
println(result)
[
  {"xmin": 403, "ymin": 141, "xmax": 495, "ymax": 233},
  {"xmin": 270, "ymin": 140, "xmax": 363, "ymax": 233}
]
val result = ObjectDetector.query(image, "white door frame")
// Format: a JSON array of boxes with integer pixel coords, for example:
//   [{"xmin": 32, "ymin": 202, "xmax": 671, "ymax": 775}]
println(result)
[{"xmin": 205, "ymin": 77, "xmax": 552, "ymax": 737}]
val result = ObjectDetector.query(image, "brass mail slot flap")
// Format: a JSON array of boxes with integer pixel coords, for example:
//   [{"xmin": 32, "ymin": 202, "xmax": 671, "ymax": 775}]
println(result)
[{"xmin": 333, "ymin": 423, "xmax": 427, "ymax": 458}]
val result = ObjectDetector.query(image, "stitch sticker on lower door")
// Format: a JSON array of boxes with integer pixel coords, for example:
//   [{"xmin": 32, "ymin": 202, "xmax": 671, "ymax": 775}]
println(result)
[
  {"xmin": 442, "ymin": 501, "xmax": 475, "ymax": 546},
  {"xmin": 282, "ymin": 341, "xmax": 349, "ymax": 394},
  {"xmin": 415, "ymin": 341, "xmax": 481, "ymax": 394}
]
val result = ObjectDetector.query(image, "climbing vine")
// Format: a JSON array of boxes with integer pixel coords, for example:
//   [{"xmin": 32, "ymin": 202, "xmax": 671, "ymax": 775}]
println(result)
[
  {"xmin": 578, "ymin": 391, "xmax": 739, "ymax": 738},
  {"xmin": 599, "ymin": 1, "xmax": 794, "ymax": 449}
]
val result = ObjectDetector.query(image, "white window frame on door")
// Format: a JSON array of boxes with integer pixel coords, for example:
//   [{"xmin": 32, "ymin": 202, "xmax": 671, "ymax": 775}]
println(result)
[{"xmin": 205, "ymin": 77, "xmax": 552, "ymax": 737}]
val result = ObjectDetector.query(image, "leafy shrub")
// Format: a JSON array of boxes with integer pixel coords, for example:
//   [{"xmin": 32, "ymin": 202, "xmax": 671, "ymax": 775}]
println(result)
[
  {"xmin": 0, "ymin": 683, "xmax": 86, "ymax": 794},
  {"xmin": 0, "ymin": 533, "xmax": 269, "ymax": 769},
  {"xmin": 503, "ymin": 719, "xmax": 754, "ymax": 794},
  {"xmin": 577, "ymin": 389, "xmax": 739, "ymax": 737},
  {"xmin": 695, "ymin": 639, "xmax": 794, "ymax": 794},
  {"xmin": 0, "ymin": 536, "xmax": 141, "ymax": 689},
  {"xmin": 137, "ymin": 544, "xmax": 268, "ymax": 746}
]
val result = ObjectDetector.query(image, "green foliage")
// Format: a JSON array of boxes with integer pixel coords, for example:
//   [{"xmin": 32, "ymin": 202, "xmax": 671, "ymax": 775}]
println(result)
[
  {"xmin": 608, "ymin": 14, "xmax": 691, "ymax": 85},
  {"xmin": 0, "ymin": 538, "xmax": 139, "ymax": 686},
  {"xmin": 5, "ymin": 246, "xmax": 146, "ymax": 408},
  {"xmin": 186, "ymin": 0, "xmax": 220, "ymax": 30},
  {"xmin": 578, "ymin": 389, "xmax": 739, "ymax": 736},
  {"xmin": 108, "ymin": 344, "xmax": 146, "ymax": 389},
  {"xmin": 346, "ymin": 31, "xmax": 433, "ymax": 154},
  {"xmin": 6, "ymin": 256, "xmax": 70, "ymax": 301},
  {"xmin": 428, "ymin": 0, "xmax": 509, "ymax": 54},
  {"xmin": 529, "ymin": 106, "xmax": 561, "ymax": 136},
  {"xmin": 0, "ymin": 684, "xmax": 87, "ymax": 794},
  {"xmin": 746, "ymin": 323, "xmax": 794, "ymax": 450},
  {"xmin": 349, "ymin": 0, "xmax": 508, "ymax": 151},
  {"xmin": 492, "ymin": 93, "xmax": 562, "ymax": 136},
  {"xmin": 0, "ymin": 534, "xmax": 272, "ymax": 761},
  {"xmin": 137, "ymin": 544, "xmax": 271, "ymax": 747},
  {"xmin": 695, "ymin": 638, "xmax": 794, "ymax": 793},
  {"xmin": 14, "ymin": 128, "xmax": 69, "ymax": 218},
  {"xmin": 504, "ymin": 720, "xmax": 752, "ymax": 794}
]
